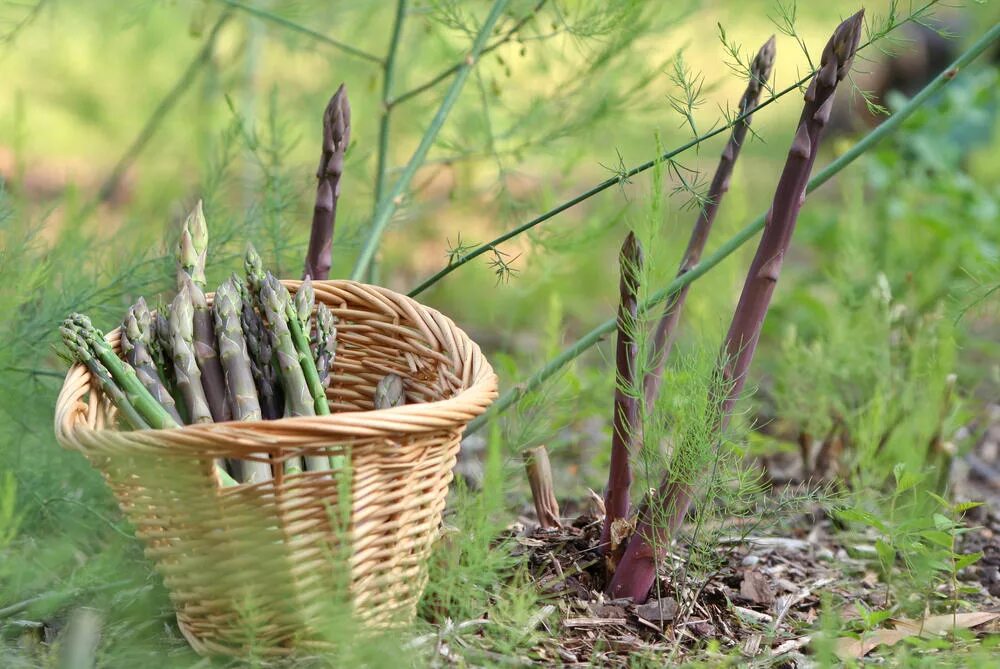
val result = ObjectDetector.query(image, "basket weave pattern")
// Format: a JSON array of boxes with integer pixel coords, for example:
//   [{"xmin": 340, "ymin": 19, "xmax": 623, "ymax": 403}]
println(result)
[{"xmin": 54, "ymin": 281, "xmax": 497, "ymax": 656}]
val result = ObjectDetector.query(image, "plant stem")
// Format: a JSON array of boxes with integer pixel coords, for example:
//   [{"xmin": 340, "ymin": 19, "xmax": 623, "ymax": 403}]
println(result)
[
  {"xmin": 643, "ymin": 35, "xmax": 775, "ymax": 412},
  {"xmin": 406, "ymin": 2, "xmax": 944, "ymax": 299},
  {"xmin": 601, "ymin": 232, "xmax": 642, "ymax": 561},
  {"xmin": 524, "ymin": 445, "xmax": 561, "ymax": 529},
  {"xmin": 463, "ymin": 19, "xmax": 1000, "ymax": 436},
  {"xmin": 216, "ymin": 0, "xmax": 383, "ymax": 64},
  {"xmin": 607, "ymin": 11, "xmax": 864, "ymax": 603},
  {"xmin": 350, "ymin": 0, "xmax": 511, "ymax": 281},
  {"xmin": 387, "ymin": 0, "xmax": 546, "ymax": 109},
  {"xmin": 367, "ymin": 0, "xmax": 409, "ymax": 284},
  {"xmin": 304, "ymin": 85, "xmax": 350, "ymax": 281}
]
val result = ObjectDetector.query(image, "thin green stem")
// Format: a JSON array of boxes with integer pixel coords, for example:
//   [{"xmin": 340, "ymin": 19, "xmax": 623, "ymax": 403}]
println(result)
[
  {"xmin": 465, "ymin": 20, "xmax": 1000, "ymax": 435},
  {"xmin": 217, "ymin": 0, "xmax": 383, "ymax": 64},
  {"xmin": 407, "ymin": 3, "xmax": 945, "ymax": 299},
  {"xmin": 350, "ymin": 0, "xmax": 511, "ymax": 281},
  {"xmin": 406, "ymin": 73, "xmax": 804, "ymax": 298},
  {"xmin": 368, "ymin": 0, "xmax": 409, "ymax": 284},
  {"xmin": 387, "ymin": 0, "xmax": 547, "ymax": 109}
]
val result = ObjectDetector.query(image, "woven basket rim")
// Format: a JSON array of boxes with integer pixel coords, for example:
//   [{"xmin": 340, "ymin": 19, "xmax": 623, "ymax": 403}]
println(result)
[{"xmin": 54, "ymin": 280, "xmax": 497, "ymax": 453}]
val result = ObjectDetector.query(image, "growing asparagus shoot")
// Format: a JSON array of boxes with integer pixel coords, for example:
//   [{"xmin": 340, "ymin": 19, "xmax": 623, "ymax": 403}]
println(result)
[
  {"xmin": 644, "ymin": 35, "xmax": 776, "ymax": 411},
  {"xmin": 305, "ymin": 84, "xmax": 351, "ymax": 282},
  {"xmin": 608, "ymin": 10, "xmax": 865, "ymax": 603},
  {"xmin": 601, "ymin": 231, "xmax": 643, "ymax": 565}
]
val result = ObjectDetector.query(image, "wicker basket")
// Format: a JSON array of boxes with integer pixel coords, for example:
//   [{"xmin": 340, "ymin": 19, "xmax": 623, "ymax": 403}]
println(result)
[{"xmin": 53, "ymin": 280, "xmax": 497, "ymax": 656}]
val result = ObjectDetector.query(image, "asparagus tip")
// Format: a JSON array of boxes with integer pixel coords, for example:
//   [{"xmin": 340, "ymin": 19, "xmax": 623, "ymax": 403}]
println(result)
[
  {"xmin": 830, "ymin": 9, "xmax": 865, "ymax": 78},
  {"xmin": 753, "ymin": 35, "xmax": 777, "ymax": 83}
]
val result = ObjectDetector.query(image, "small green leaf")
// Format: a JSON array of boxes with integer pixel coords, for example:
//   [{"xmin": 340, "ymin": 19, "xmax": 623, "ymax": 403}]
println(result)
[
  {"xmin": 954, "ymin": 551, "xmax": 984, "ymax": 570},
  {"xmin": 953, "ymin": 501, "xmax": 983, "ymax": 513},
  {"xmin": 927, "ymin": 491, "xmax": 950, "ymax": 509},
  {"xmin": 921, "ymin": 529, "xmax": 954, "ymax": 548}
]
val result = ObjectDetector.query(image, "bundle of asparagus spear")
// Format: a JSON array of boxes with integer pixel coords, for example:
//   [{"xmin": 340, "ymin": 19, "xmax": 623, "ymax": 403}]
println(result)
[{"xmin": 60, "ymin": 200, "xmax": 405, "ymax": 485}]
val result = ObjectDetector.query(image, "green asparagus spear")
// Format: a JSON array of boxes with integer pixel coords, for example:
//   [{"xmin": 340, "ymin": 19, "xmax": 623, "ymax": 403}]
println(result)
[
  {"xmin": 236, "ymin": 275, "xmax": 283, "ymax": 420},
  {"xmin": 64, "ymin": 314, "xmax": 238, "ymax": 487},
  {"xmin": 215, "ymin": 278, "xmax": 272, "ymax": 483},
  {"xmin": 374, "ymin": 373, "xmax": 404, "ymax": 409},
  {"xmin": 313, "ymin": 302, "xmax": 338, "ymax": 388},
  {"xmin": 148, "ymin": 308, "xmax": 170, "ymax": 381},
  {"xmin": 260, "ymin": 274, "xmax": 315, "ymax": 418},
  {"xmin": 214, "ymin": 279, "xmax": 262, "ymax": 421},
  {"xmin": 177, "ymin": 200, "xmax": 209, "ymax": 290},
  {"xmin": 183, "ymin": 274, "xmax": 231, "ymax": 423},
  {"xmin": 294, "ymin": 275, "xmax": 315, "ymax": 332},
  {"xmin": 261, "ymin": 273, "xmax": 325, "ymax": 472},
  {"xmin": 275, "ymin": 276, "xmax": 330, "ymax": 417},
  {"xmin": 169, "ymin": 285, "xmax": 213, "ymax": 424},
  {"xmin": 61, "ymin": 325, "xmax": 150, "ymax": 430},
  {"xmin": 64, "ymin": 315, "xmax": 179, "ymax": 430},
  {"xmin": 121, "ymin": 298, "xmax": 183, "ymax": 424},
  {"xmin": 244, "ymin": 244, "xmax": 266, "ymax": 299}
]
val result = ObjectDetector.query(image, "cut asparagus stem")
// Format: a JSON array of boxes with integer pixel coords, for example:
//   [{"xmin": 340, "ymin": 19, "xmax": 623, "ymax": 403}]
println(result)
[
  {"xmin": 244, "ymin": 244, "xmax": 267, "ymax": 299},
  {"xmin": 215, "ymin": 278, "xmax": 273, "ymax": 483},
  {"xmin": 601, "ymin": 232, "xmax": 642, "ymax": 566},
  {"xmin": 237, "ymin": 274, "xmax": 283, "ymax": 420},
  {"xmin": 275, "ymin": 275, "xmax": 330, "ymax": 418},
  {"xmin": 643, "ymin": 35, "xmax": 776, "ymax": 412},
  {"xmin": 524, "ymin": 445, "xmax": 561, "ymax": 529},
  {"xmin": 122, "ymin": 298, "xmax": 183, "ymax": 424},
  {"xmin": 374, "ymin": 373, "xmax": 405, "ymax": 409},
  {"xmin": 608, "ymin": 11, "xmax": 865, "ymax": 604},
  {"xmin": 260, "ymin": 274, "xmax": 315, "ymax": 418},
  {"xmin": 305, "ymin": 84, "xmax": 351, "ymax": 281},
  {"xmin": 151, "ymin": 305, "xmax": 186, "ymax": 423},
  {"xmin": 169, "ymin": 285, "xmax": 213, "ymax": 425},
  {"xmin": 260, "ymin": 273, "xmax": 322, "ymax": 471},
  {"xmin": 64, "ymin": 313, "xmax": 238, "ymax": 487},
  {"xmin": 177, "ymin": 199, "xmax": 209, "ymax": 290},
  {"xmin": 64, "ymin": 315, "xmax": 179, "ymax": 430},
  {"xmin": 313, "ymin": 302, "xmax": 338, "ymax": 389},
  {"xmin": 184, "ymin": 274, "xmax": 231, "ymax": 423},
  {"xmin": 294, "ymin": 275, "xmax": 315, "ymax": 333},
  {"xmin": 175, "ymin": 201, "xmax": 229, "ymax": 423},
  {"xmin": 62, "ymin": 325, "xmax": 150, "ymax": 430}
]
